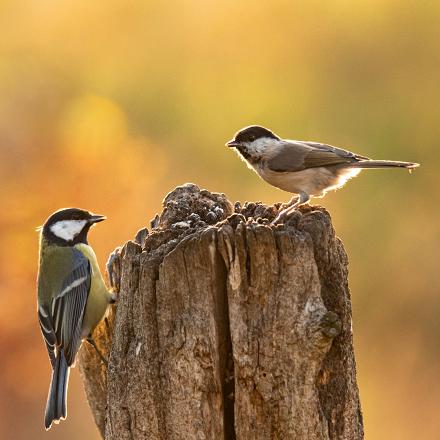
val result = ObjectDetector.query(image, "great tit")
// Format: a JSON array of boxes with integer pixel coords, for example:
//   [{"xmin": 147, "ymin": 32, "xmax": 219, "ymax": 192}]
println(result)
[
  {"xmin": 227, "ymin": 125, "xmax": 419, "ymax": 223},
  {"xmin": 37, "ymin": 208, "xmax": 114, "ymax": 430}
]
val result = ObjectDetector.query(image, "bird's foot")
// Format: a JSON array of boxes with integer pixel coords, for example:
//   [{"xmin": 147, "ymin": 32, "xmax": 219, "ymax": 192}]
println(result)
[
  {"xmin": 106, "ymin": 247, "xmax": 122, "ymax": 293},
  {"xmin": 319, "ymin": 311, "xmax": 342, "ymax": 339},
  {"xmin": 271, "ymin": 208, "xmax": 290, "ymax": 225},
  {"xmin": 271, "ymin": 193, "xmax": 309, "ymax": 226},
  {"xmin": 271, "ymin": 196, "xmax": 299, "ymax": 225}
]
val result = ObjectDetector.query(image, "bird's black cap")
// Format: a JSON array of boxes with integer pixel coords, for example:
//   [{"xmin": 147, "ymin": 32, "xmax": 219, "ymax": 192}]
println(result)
[{"xmin": 226, "ymin": 125, "xmax": 279, "ymax": 147}]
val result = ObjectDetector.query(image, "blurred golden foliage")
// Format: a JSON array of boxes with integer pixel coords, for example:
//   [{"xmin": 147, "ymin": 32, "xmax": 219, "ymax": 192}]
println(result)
[{"xmin": 0, "ymin": 1, "xmax": 438, "ymax": 439}]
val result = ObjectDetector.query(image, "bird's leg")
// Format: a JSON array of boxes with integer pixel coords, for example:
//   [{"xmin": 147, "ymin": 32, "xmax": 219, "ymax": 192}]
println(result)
[
  {"xmin": 272, "ymin": 197, "xmax": 298, "ymax": 225},
  {"xmin": 86, "ymin": 336, "xmax": 108, "ymax": 367},
  {"xmin": 271, "ymin": 192, "xmax": 309, "ymax": 225},
  {"xmin": 271, "ymin": 195, "xmax": 298, "ymax": 224},
  {"xmin": 284, "ymin": 195, "xmax": 300, "ymax": 210}
]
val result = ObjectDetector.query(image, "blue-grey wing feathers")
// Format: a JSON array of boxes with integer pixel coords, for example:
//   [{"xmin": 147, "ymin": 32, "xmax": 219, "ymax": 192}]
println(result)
[
  {"xmin": 39, "ymin": 248, "xmax": 91, "ymax": 429},
  {"xmin": 52, "ymin": 254, "xmax": 91, "ymax": 365},
  {"xmin": 38, "ymin": 305, "xmax": 57, "ymax": 367}
]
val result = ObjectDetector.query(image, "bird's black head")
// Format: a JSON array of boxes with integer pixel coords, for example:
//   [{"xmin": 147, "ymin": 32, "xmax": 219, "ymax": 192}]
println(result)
[
  {"xmin": 227, "ymin": 125, "xmax": 279, "ymax": 145},
  {"xmin": 226, "ymin": 125, "xmax": 280, "ymax": 162},
  {"xmin": 41, "ymin": 208, "xmax": 106, "ymax": 246}
]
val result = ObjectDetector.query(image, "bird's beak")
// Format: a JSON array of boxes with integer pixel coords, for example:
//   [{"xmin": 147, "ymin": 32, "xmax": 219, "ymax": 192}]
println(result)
[
  {"xmin": 89, "ymin": 214, "xmax": 106, "ymax": 224},
  {"xmin": 226, "ymin": 140, "xmax": 240, "ymax": 148}
]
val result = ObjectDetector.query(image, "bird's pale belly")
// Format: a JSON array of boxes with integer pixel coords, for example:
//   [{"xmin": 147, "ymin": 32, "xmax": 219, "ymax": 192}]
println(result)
[{"xmin": 256, "ymin": 165, "xmax": 361, "ymax": 197}]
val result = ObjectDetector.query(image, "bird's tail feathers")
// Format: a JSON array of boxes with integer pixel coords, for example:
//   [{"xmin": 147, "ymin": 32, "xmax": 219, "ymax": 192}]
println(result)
[
  {"xmin": 351, "ymin": 160, "xmax": 419, "ymax": 169},
  {"xmin": 44, "ymin": 350, "xmax": 70, "ymax": 430}
]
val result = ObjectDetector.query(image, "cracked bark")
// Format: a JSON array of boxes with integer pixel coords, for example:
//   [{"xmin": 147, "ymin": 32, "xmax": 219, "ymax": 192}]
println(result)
[{"xmin": 78, "ymin": 183, "xmax": 363, "ymax": 440}]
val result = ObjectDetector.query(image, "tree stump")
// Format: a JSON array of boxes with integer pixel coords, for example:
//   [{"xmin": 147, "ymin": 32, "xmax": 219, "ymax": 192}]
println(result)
[{"xmin": 78, "ymin": 183, "xmax": 363, "ymax": 440}]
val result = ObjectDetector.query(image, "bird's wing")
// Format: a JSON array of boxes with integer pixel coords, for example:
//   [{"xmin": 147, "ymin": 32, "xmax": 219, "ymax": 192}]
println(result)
[
  {"xmin": 38, "ymin": 304, "xmax": 57, "ymax": 367},
  {"xmin": 38, "ymin": 248, "xmax": 91, "ymax": 366},
  {"xmin": 304, "ymin": 141, "xmax": 370, "ymax": 161},
  {"xmin": 267, "ymin": 140, "xmax": 369, "ymax": 172}
]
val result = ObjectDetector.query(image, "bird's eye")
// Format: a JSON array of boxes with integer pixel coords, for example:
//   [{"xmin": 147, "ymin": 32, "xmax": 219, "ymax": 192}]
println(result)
[{"xmin": 249, "ymin": 135, "xmax": 256, "ymax": 142}]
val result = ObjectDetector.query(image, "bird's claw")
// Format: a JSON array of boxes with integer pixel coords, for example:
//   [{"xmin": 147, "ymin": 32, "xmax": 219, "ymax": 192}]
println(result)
[
  {"xmin": 319, "ymin": 311, "xmax": 342, "ymax": 339},
  {"xmin": 271, "ymin": 209, "xmax": 289, "ymax": 225},
  {"xmin": 271, "ymin": 194, "xmax": 308, "ymax": 226},
  {"xmin": 106, "ymin": 247, "xmax": 122, "ymax": 293},
  {"xmin": 271, "ymin": 202, "xmax": 299, "ymax": 225}
]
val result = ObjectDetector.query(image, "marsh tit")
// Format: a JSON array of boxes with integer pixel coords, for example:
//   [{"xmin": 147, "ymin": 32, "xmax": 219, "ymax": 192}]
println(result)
[
  {"xmin": 37, "ymin": 208, "xmax": 115, "ymax": 429},
  {"xmin": 227, "ymin": 125, "xmax": 419, "ymax": 223}
]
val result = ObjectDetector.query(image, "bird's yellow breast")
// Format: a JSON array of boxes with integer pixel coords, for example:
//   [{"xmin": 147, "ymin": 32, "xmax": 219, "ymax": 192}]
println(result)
[{"xmin": 74, "ymin": 243, "xmax": 111, "ymax": 337}]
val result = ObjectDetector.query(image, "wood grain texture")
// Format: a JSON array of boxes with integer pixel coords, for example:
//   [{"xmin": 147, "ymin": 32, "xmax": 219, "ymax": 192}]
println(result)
[{"xmin": 78, "ymin": 183, "xmax": 363, "ymax": 440}]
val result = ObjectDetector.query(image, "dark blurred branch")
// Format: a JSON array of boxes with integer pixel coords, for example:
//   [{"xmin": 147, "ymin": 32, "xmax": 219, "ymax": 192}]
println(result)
[{"xmin": 78, "ymin": 183, "xmax": 363, "ymax": 440}]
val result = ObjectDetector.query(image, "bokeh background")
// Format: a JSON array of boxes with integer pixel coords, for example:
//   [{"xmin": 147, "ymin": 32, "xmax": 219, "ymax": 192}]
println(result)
[{"xmin": 0, "ymin": 1, "xmax": 438, "ymax": 439}]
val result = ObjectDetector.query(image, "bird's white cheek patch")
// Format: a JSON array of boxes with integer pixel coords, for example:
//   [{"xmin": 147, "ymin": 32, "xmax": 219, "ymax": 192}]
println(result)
[
  {"xmin": 248, "ymin": 137, "xmax": 273, "ymax": 156},
  {"xmin": 50, "ymin": 220, "xmax": 87, "ymax": 241}
]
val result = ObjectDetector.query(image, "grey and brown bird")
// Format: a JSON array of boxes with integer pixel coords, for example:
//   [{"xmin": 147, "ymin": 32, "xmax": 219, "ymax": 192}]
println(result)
[{"xmin": 227, "ymin": 125, "xmax": 419, "ymax": 223}]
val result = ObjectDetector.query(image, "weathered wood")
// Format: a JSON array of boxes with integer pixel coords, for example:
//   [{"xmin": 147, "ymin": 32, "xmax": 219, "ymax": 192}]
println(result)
[
  {"xmin": 78, "ymin": 306, "xmax": 115, "ymax": 438},
  {"xmin": 78, "ymin": 183, "xmax": 363, "ymax": 440}
]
